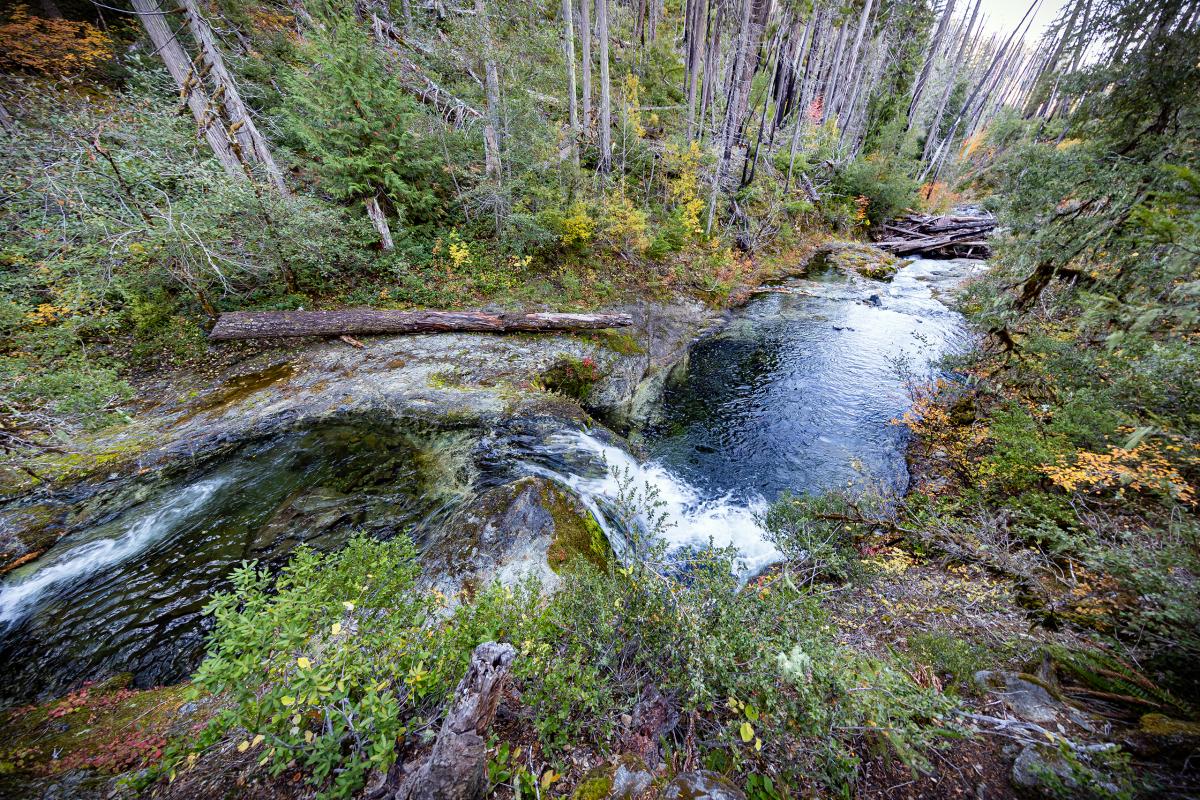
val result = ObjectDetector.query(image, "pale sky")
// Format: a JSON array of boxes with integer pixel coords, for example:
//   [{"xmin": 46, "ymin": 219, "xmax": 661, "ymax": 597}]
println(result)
[{"xmin": 976, "ymin": 0, "xmax": 1069, "ymax": 42}]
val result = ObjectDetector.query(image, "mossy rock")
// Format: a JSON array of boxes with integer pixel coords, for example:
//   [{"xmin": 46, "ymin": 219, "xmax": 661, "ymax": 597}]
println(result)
[
  {"xmin": 542, "ymin": 481, "xmax": 610, "ymax": 572},
  {"xmin": 572, "ymin": 774, "xmax": 615, "ymax": 800},
  {"xmin": 809, "ymin": 241, "xmax": 903, "ymax": 281}
]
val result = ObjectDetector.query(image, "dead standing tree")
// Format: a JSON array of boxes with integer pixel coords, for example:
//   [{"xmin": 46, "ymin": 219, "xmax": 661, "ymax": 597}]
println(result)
[{"xmin": 131, "ymin": 0, "xmax": 289, "ymax": 195}]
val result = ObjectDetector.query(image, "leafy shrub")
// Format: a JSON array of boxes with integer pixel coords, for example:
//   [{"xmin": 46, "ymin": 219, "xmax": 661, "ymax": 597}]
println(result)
[
  {"xmin": 178, "ymin": 535, "xmax": 458, "ymax": 799},
  {"xmin": 829, "ymin": 154, "xmax": 919, "ymax": 228},
  {"xmin": 762, "ymin": 492, "xmax": 872, "ymax": 586}
]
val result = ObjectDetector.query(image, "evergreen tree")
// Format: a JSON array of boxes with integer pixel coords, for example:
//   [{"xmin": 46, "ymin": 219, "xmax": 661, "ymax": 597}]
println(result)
[{"xmin": 283, "ymin": 15, "xmax": 442, "ymax": 245}]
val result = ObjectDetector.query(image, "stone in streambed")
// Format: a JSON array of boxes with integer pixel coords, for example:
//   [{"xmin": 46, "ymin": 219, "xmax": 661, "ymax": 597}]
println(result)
[
  {"xmin": 809, "ymin": 241, "xmax": 904, "ymax": 281},
  {"xmin": 658, "ymin": 770, "xmax": 746, "ymax": 800},
  {"xmin": 424, "ymin": 476, "xmax": 608, "ymax": 598}
]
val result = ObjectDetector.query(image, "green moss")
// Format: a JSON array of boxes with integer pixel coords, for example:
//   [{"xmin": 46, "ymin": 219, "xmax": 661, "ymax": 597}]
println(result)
[
  {"xmin": 1140, "ymin": 713, "xmax": 1200, "ymax": 737},
  {"xmin": 578, "ymin": 329, "xmax": 647, "ymax": 356},
  {"xmin": 542, "ymin": 483, "xmax": 610, "ymax": 572},
  {"xmin": 571, "ymin": 774, "xmax": 614, "ymax": 800},
  {"xmin": 0, "ymin": 680, "xmax": 193, "ymax": 779},
  {"xmin": 427, "ymin": 368, "xmax": 466, "ymax": 389}
]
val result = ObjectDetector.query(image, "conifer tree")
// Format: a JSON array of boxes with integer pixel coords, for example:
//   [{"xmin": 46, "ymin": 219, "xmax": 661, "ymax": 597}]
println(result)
[{"xmin": 283, "ymin": 16, "xmax": 440, "ymax": 249}]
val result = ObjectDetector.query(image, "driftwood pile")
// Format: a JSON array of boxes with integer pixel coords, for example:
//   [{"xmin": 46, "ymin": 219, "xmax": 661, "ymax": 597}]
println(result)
[{"xmin": 875, "ymin": 212, "xmax": 996, "ymax": 258}]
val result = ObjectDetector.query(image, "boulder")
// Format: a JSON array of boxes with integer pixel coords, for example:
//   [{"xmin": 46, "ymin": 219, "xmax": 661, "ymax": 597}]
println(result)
[
  {"xmin": 1011, "ymin": 742, "xmax": 1125, "ymax": 798},
  {"xmin": 658, "ymin": 771, "xmax": 746, "ymax": 800},
  {"xmin": 424, "ymin": 476, "xmax": 608, "ymax": 598},
  {"xmin": 808, "ymin": 241, "xmax": 904, "ymax": 281},
  {"xmin": 975, "ymin": 670, "xmax": 1062, "ymax": 724}
]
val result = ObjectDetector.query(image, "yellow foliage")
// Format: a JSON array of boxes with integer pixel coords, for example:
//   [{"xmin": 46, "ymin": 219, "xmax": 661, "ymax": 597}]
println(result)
[
  {"xmin": 601, "ymin": 189, "xmax": 650, "ymax": 254},
  {"xmin": 0, "ymin": 6, "xmax": 113, "ymax": 76},
  {"xmin": 26, "ymin": 303, "xmax": 71, "ymax": 326},
  {"xmin": 446, "ymin": 230, "xmax": 471, "ymax": 269},
  {"xmin": 666, "ymin": 141, "xmax": 705, "ymax": 236},
  {"xmin": 1044, "ymin": 443, "xmax": 1195, "ymax": 504},
  {"xmin": 560, "ymin": 203, "xmax": 595, "ymax": 246},
  {"xmin": 621, "ymin": 73, "xmax": 645, "ymax": 138}
]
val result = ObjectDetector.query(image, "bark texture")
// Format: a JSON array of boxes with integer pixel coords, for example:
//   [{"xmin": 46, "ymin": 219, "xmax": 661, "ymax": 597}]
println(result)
[
  {"xmin": 210, "ymin": 310, "xmax": 634, "ymax": 340},
  {"xmin": 391, "ymin": 642, "xmax": 516, "ymax": 800}
]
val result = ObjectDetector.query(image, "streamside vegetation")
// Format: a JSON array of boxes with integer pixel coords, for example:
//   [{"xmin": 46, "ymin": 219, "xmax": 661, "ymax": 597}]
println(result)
[{"xmin": 1, "ymin": 0, "xmax": 1198, "ymax": 798}]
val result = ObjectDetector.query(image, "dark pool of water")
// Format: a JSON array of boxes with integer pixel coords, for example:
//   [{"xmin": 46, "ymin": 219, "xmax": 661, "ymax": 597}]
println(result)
[
  {"xmin": 0, "ymin": 422, "xmax": 474, "ymax": 703},
  {"xmin": 644, "ymin": 257, "xmax": 982, "ymax": 503}
]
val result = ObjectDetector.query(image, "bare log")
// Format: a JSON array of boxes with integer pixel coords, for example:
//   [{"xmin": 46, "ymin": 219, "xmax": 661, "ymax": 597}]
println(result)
[
  {"xmin": 210, "ymin": 309, "xmax": 634, "ymax": 340},
  {"xmin": 392, "ymin": 642, "xmax": 516, "ymax": 800}
]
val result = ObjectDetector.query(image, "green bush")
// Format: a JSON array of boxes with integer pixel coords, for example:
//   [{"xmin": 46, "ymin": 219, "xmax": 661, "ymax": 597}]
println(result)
[
  {"xmin": 829, "ymin": 154, "xmax": 919, "ymax": 228},
  {"xmin": 179, "ymin": 535, "xmax": 459, "ymax": 799}
]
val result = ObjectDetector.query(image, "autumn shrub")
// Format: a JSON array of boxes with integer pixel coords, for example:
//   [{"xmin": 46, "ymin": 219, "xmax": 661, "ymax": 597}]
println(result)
[
  {"xmin": 172, "ymin": 535, "xmax": 462, "ymax": 799},
  {"xmin": 829, "ymin": 153, "xmax": 920, "ymax": 228}
]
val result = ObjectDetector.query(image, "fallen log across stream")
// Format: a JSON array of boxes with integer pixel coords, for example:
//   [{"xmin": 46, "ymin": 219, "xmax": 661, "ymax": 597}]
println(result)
[
  {"xmin": 209, "ymin": 309, "xmax": 634, "ymax": 340},
  {"xmin": 875, "ymin": 212, "xmax": 996, "ymax": 258}
]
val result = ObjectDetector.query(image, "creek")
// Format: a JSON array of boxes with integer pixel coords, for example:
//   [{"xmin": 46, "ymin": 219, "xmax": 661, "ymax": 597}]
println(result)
[{"xmin": 0, "ymin": 256, "xmax": 982, "ymax": 704}]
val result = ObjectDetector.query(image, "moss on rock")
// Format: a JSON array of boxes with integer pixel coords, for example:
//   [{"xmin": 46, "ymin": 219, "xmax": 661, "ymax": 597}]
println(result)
[
  {"xmin": 809, "ymin": 241, "xmax": 903, "ymax": 281},
  {"xmin": 542, "ymin": 481, "xmax": 610, "ymax": 572}
]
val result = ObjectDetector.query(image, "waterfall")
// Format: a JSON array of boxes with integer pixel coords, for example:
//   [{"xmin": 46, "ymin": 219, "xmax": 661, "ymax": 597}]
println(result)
[
  {"xmin": 0, "ymin": 477, "xmax": 227, "ymax": 625},
  {"xmin": 520, "ymin": 430, "xmax": 779, "ymax": 575}
]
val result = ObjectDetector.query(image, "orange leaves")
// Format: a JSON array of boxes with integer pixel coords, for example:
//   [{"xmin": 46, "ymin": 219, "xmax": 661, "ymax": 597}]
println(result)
[
  {"xmin": 0, "ymin": 6, "xmax": 113, "ymax": 76},
  {"xmin": 1044, "ymin": 443, "xmax": 1195, "ymax": 504}
]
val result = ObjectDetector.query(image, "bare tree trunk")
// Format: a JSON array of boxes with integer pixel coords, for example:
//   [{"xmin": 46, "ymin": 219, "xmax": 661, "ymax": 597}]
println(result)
[
  {"xmin": 697, "ymin": 1, "xmax": 723, "ymax": 144},
  {"xmin": 907, "ymin": 0, "xmax": 957, "ymax": 129},
  {"xmin": 685, "ymin": 0, "xmax": 707, "ymax": 140},
  {"xmin": 391, "ymin": 643, "xmax": 516, "ymax": 800},
  {"xmin": 131, "ymin": 0, "xmax": 244, "ymax": 180},
  {"xmin": 596, "ymin": 0, "xmax": 613, "ymax": 173},
  {"xmin": 365, "ymin": 194, "xmax": 395, "ymax": 250},
  {"xmin": 579, "ymin": 0, "xmax": 593, "ymax": 130},
  {"xmin": 474, "ymin": 0, "xmax": 504, "ymax": 180},
  {"xmin": 831, "ymin": 0, "xmax": 873, "ymax": 126},
  {"xmin": 820, "ymin": 21, "xmax": 849, "ymax": 124},
  {"xmin": 562, "ymin": 0, "xmax": 580, "ymax": 162},
  {"xmin": 180, "ymin": 0, "xmax": 290, "ymax": 195},
  {"xmin": 707, "ymin": 0, "xmax": 766, "ymax": 233},
  {"xmin": 923, "ymin": 0, "xmax": 981, "ymax": 163}
]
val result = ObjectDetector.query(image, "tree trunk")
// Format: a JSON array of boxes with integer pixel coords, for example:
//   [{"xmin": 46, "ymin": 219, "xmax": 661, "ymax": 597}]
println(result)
[
  {"xmin": 474, "ymin": 0, "xmax": 504, "ymax": 181},
  {"xmin": 209, "ymin": 310, "xmax": 635, "ymax": 340},
  {"xmin": 391, "ymin": 643, "xmax": 516, "ymax": 800},
  {"xmin": 831, "ymin": 0, "xmax": 873, "ymax": 125},
  {"xmin": 923, "ymin": 0, "xmax": 981, "ymax": 163},
  {"xmin": 365, "ymin": 194, "xmax": 395, "ymax": 250},
  {"xmin": 596, "ymin": 0, "xmax": 613, "ymax": 172},
  {"xmin": 685, "ymin": 0, "xmax": 706, "ymax": 140},
  {"xmin": 579, "ymin": 0, "xmax": 593, "ymax": 129},
  {"xmin": 562, "ymin": 0, "xmax": 580, "ymax": 161},
  {"xmin": 130, "ymin": 0, "xmax": 244, "ymax": 180},
  {"xmin": 368, "ymin": 13, "xmax": 485, "ymax": 129},
  {"xmin": 907, "ymin": 0, "xmax": 957, "ymax": 129},
  {"xmin": 706, "ymin": 0, "xmax": 767, "ymax": 233},
  {"xmin": 697, "ymin": 1, "xmax": 723, "ymax": 144},
  {"xmin": 820, "ymin": 21, "xmax": 849, "ymax": 125},
  {"xmin": 180, "ymin": 0, "xmax": 290, "ymax": 195}
]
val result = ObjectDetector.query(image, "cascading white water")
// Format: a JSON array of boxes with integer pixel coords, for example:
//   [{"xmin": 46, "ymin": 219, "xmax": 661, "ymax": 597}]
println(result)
[
  {"xmin": 0, "ymin": 477, "xmax": 227, "ymax": 625},
  {"xmin": 521, "ymin": 430, "xmax": 779, "ymax": 575}
]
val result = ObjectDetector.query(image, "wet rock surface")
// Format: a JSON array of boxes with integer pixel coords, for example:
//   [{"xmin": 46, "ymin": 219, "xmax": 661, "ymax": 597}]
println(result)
[
  {"xmin": 809, "ymin": 240, "xmax": 905, "ymax": 281},
  {"xmin": 423, "ymin": 475, "xmax": 608, "ymax": 598}
]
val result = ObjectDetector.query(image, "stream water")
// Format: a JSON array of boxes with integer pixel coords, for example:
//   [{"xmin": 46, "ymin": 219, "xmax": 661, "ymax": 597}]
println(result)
[{"xmin": 0, "ymin": 256, "xmax": 982, "ymax": 704}]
